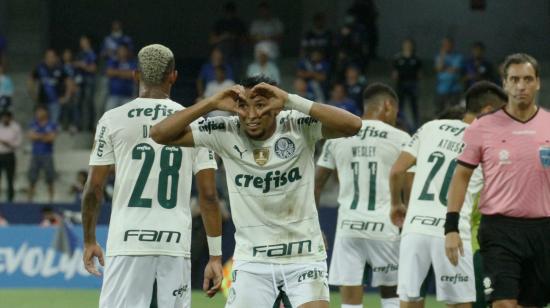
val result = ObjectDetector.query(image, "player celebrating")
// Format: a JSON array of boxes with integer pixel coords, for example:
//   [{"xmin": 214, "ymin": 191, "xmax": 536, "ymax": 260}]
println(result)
[
  {"xmin": 82, "ymin": 44, "xmax": 223, "ymax": 308},
  {"xmin": 151, "ymin": 75, "xmax": 362, "ymax": 308},
  {"xmin": 446, "ymin": 54, "xmax": 550, "ymax": 307},
  {"xmin": 315, "ymin": 83, "xmax": 410, "ymax": 308},
  {"xmin": 389, "ymin": 82, "xmax": 505, "ymax": 307}
]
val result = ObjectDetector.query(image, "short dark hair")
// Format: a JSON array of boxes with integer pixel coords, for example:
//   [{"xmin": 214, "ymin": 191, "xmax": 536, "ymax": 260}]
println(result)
[
  {"xmin": 438, "ymin": 105, "xmax": 465, "ymax": 120},
  {"xmin": 464, "ymin": 81, "xmax": 507, "ymax": 114},
  {"xmin": 0, "ymin": 110, "xmax": 13, "ymax": 118},
  {"xmin": 240, "ymin": 75, "xmax": 277, "ymax": 88},
  {"xmin": 362, "ymin": 83, "xmax": 398, "ymax": 106},
  {"xmin": 501, "ymin": 53, "xmax": 539, "ymax": 79}
]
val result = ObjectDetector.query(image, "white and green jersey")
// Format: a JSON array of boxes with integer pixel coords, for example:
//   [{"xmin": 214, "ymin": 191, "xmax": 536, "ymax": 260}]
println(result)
[
  {"xmin": 89, "ymin": 98, "xmax": 217, "ymax": 257},
  {"xmin": 191, "ymin": 110, "xmax": 326, "ymax": 264},
  {"xmin": 317, "ymin": 120, "xmax": 410, "ymax": 241},
  {"xmin": 402, "ymin": 119, "xmax": 482, "ymax": 241}
]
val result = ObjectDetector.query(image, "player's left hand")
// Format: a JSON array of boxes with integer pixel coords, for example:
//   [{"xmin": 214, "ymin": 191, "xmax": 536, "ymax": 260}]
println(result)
[
  {"xmin": 83, "ymin": 242, "xmax": 104, "ymax": 277},
  {"xmin": 250, "ymin": 82, "xmax": 288, "ymax": 116},
  {"xmin": 203, "ymin": 256, "xmax": 223, "ymax": 298},
  {"xmin": 445, "ymin": 232, "xmax": 464, "ymax": 266},
  {"xmin": 390, "ymin": 203, "xmax": 407, "ymax": 228}
]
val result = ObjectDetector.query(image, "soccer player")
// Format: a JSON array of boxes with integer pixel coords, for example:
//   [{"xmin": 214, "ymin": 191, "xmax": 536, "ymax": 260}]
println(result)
[
  {"xmin": 445, "ymin": 53, "xmax": 550, "ymax": 307},
  {"xmin": 389, "ymin": 82, "xmax": 505, "ymax": 307},
  {"xmin": 81, "ymin": 44, "xmax": 223, "ymax": 308},
  {"xmin": 151, "ymin": 75, "xmax": 362, "ymax": 308},
  {"xmin": 314, "ymin": 83, "xmax": 409, "ymax": 308}
]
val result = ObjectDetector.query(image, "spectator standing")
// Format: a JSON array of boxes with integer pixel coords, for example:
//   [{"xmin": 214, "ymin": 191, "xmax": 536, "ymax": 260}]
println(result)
[
  {"xmin": 301, "ymin": 13, "xmax": 333, "ymax": 60},
  {"xmin": 0, "ymin": 62, "xmax": 14, "ymax": 111},
  {"xmin": 196, "ymin": 48, "xmax": 234, "ymax": 98},
  {"xmin": 297, "ymin": 48, "xmax": 330, "ymax": 102},
  {"xmin": 434, "ymin": 37, "xmax": 463, "ymax": 113},
  {"xmin": 392, "ymin": 38, "xmax": 422, "ymax": 129},
  {"xmin": 344, "ymin": 65, "xmax": 366, "ymax": 113},
  {"xmin": 210, "ymin": 2, "xmax": 247, "ymax": 79},
  {"xmin": 61, "ymin": 48, "xmax": 80, "ymax": 131},
  {"xmin": 348, "ymin": 0, "xmax": 379, "ymax": 60},
  {"xmin": 101, "ymin": 20, "xmax": 133, "ymax": 61},
  {"xmin": 250, "ymin": 1, "xmax": 284, "ymax": 60},
  {"xmin": 0, "ymin": 111, "xmax": 22, "ymax": 202},
  {"xmin": 74, "ymin": 35, "xmax": 98, "ymax": 131},
  {"xmin": 246, "ymin": 44, "xmax": 281, "ymax": 84},
  {"xmin": 28, "ymin": 49, "xmax": 72, "ymax": 124},
  {"xmin": 464, "ymin": 41, "xmax": 496, "ymax": 89},
  {"xmin": 27, "ymin": 106, "xmax": 57, "ymax": 203},
  {"xmin": 334, "ymin": 12, "xmax": 368, "ymax": 76},
  {"xmin": 204, "ymin": 66, "xmax": 236, "ymax": 117},
  {"xmin": 328, "ymin": 83, "xmax": 361, "ymax": 116},
  {"xmin": 105, "ymin": 44, "xmax": 136, "ymax": 111}
]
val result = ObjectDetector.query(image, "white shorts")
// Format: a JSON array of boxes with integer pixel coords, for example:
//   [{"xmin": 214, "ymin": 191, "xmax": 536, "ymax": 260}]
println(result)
[
  {"xmin": 99, "ymin": 255, "xmax": 191, "ymax": 308},
  {"xmin": 329, "ymin": 236, "xmax": 399, "ymax": 287},
  {"xmin": 397, "ymin": 233, "xmax": 475, "ymax": 304},
  {"xmin": 225, "ymin": 260, "xmax": 330, "ymax": 308}
]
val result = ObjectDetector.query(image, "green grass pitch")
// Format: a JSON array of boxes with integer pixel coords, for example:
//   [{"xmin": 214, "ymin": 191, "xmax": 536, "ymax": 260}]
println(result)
[{"xmin": 0, "ymin": 289, "xmax": 442, "ymax": 307}]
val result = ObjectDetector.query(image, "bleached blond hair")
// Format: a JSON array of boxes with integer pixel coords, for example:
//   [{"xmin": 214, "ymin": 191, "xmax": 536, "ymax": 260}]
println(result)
[{"xmin": 137, "ymin": 44, "xmax": 175, "ymax": 85}]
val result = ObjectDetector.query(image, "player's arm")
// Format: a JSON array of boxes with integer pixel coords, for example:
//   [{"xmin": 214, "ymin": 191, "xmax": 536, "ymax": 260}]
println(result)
[
  {"xmin": 445, "ymin": 163, "xmax": 475, "ymax": 266},
  {"xmin": 389, "ymin": 152, "xmax": 416, "ymax": 227},
  {"xmin": 253, "ymin": 83, "xmax": 362, "ymax": 138},
  {"xmin": 81, "ymin": 164, "xmax": 111, "ymax": 276},
  {"xmin": 150, "ymin": 85, "xmax": 245, "ymax": 147},
  {"xmin": 314, "ymin": 166, "xmax": 333, "ymax": 208},
  {"xmin": 195, "ymin": 168, "xmax": 224, "ymax": 298}
]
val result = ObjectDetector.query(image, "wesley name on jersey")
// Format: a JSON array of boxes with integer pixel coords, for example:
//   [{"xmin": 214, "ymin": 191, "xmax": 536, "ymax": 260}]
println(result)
[{"xmin": 318, "ymin": 120, "xmax": 410, "ymax": 241}]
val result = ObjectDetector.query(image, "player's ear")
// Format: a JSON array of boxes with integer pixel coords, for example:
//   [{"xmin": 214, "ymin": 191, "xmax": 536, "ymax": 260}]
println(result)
[
  {"xmin": 133, "ymin": 70, "xmax": 140, "ymax": 83},
  {"xmin": 169, "ymin": 70, "xmax": 178, "ymax": 84}
]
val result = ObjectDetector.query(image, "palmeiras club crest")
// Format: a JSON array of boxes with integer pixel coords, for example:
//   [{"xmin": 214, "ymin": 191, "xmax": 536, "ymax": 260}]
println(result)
[{"xmin": 274, "ymin": 137, "xmax": 296, "ymax": 159}]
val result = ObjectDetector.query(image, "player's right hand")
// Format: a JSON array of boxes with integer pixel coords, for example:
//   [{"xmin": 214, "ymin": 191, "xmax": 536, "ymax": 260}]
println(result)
[
  {"xmin": 203, "ymin": 256, "xmax": 223, "ymax": 298},
  {"xmin": 83, "ymin": 242, "xmax": 104, "ymax": 277},
  {"xmin": 445, "ymin": 232, "xmax": 464, "ymax": 266},
  {"xmin": 209, "ymin": 85, "xmax": 246, "ymax": 116},
  {"xmin": 390, "ymin": 204, "xmax": 407, "ymax": 228}
]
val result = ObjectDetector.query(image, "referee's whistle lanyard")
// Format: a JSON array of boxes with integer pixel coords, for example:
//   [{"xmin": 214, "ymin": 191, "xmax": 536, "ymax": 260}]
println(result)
[{"xmin": 270, "ymin": 263, "xmax": 289, "ymax": 297}]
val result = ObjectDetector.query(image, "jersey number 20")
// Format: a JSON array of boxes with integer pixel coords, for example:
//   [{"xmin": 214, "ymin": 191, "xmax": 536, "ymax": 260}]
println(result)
[{"xmin": 418, "ymin": 151, "xmax": 457, "ymax": 206}]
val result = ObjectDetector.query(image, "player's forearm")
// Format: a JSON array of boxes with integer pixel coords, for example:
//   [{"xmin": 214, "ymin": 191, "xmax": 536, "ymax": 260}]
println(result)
[
  {"xmin": 389, "ymin": 168, "xmax": 406, "ymax": 207},
  {"xmin": 447, "ymin": 166, "xmax": 474, "ymax": 213},
  {"xmin": 81, "ymin": 186, "xmax": 103, "ymax": 244},
  {"xmin": 200, "ymin": 196, "xmax": 222, "ymax": 237},
  {"xmin": 309, "ymin": 103, "xmax": 362, "ymax": 138},
  {"xmin": 151, "ymin": 98, "xmax": 214, "ymax": 145}
]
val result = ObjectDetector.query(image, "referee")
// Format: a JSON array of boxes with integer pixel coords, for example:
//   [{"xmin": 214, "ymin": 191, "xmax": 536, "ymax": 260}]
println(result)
[{"xmin": 444, "ymin": 53, "xmax": 550, "ymax": 307}]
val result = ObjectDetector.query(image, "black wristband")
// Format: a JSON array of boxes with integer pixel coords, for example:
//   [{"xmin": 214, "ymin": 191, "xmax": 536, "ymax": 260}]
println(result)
[{"xmin": 444, "ymin": 212, "xmax": 460, "ymax": 235}]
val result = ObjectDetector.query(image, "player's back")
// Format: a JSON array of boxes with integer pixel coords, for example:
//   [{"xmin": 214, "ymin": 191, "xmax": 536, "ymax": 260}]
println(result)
[
  {"xmin": 402, "ymin": 119, "xmax": 473, "ymax": 239},
  {"xmin": 320, "ymin": 120, "xmax": 410, "ymax": 240},
  {"xmin": 91, "ymin": 98, "xmax": 207, "ymax": 257}
]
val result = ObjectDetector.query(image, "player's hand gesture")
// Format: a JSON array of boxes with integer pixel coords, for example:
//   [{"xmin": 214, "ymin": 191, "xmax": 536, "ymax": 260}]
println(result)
[
  {"xmin": 445, "ymin": 232, "xmax": 464, "ymax": 266},
  {"xmin": 203, "ymin": 256, "xmax": 223, "ymax": 298},
  {"xmin": 390, "ymin": 203, "xmax": 407, "ymax": 228},
  {"xmin": 83, "ymin": 242, "xmax": 104, "ymax": 277},
  {"xmin": 209, "ymin": 85, "xmax": 246, "ymax": 116},
  {"xmin": 250, "ymin": 82, "xmax": 288, "ymax": 116}
]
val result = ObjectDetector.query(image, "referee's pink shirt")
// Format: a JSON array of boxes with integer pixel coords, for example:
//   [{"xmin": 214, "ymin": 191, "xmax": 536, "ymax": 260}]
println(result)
[{"xmin": 458, "ymin": 107, "xmax": 550, "ymax": 218}]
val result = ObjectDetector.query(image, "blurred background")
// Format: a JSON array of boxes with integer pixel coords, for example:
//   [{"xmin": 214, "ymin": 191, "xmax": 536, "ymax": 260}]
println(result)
[{"xmin": 0, "ymin": 0, "xmax": 549, "ymax": 306}]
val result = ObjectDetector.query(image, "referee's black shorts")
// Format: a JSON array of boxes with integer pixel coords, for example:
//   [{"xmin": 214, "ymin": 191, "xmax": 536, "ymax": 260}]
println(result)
[{"xmin": 478, "ymin": 214, "xmax": 550, "ymax": 306}]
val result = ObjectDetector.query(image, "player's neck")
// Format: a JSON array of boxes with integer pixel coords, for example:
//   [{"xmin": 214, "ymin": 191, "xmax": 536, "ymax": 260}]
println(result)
[
  {"xmin": 462, "ymin": 113, "xmax": 476, "ymax": 124},
  {"xmin": 139, "ymin": 86, "xmax": 170, "ymax": 99},
  {"xmin": 505, "ymin": 101, "xmax": 538, "ymax": 122},
  {"xmin": 363, "ymin": 112, "xmax": 384, "ymax": 123}
]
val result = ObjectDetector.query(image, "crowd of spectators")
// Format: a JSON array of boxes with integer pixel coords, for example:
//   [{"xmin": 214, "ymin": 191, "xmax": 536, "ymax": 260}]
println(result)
[{"xmin": 0, "ymin": 0, "xmax": 503, "ymax": 206}]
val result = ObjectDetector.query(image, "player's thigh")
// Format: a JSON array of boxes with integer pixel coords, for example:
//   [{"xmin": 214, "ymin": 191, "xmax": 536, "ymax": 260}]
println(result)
[
  {"xmin": 328, "ymin": 236, "xmax": 369, "ymax": 286},
  {"xmin": 224, "ymin": 263, "xmax": 278, "ymax": 308},
  {"xmin": 365, "ymin": 239, "xmax": 399, "ymax": 287},
  {"xmin": 156, "ymin": 256, "xmax": 191, "ymax": 308},
  {"xmin": 431, "ymin": 237, "xmax": 475, "ymax": 304},
  {"xmin": 99, "ymin": 255, "xmax": 157, "ymax": 308},
  {"xmin": 397, "ymin": 233, "xmax": 432, "ymax": 302},
  {"xmin": 285, "ymin": 261, "xmax": 330, "ymax": 308}
]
